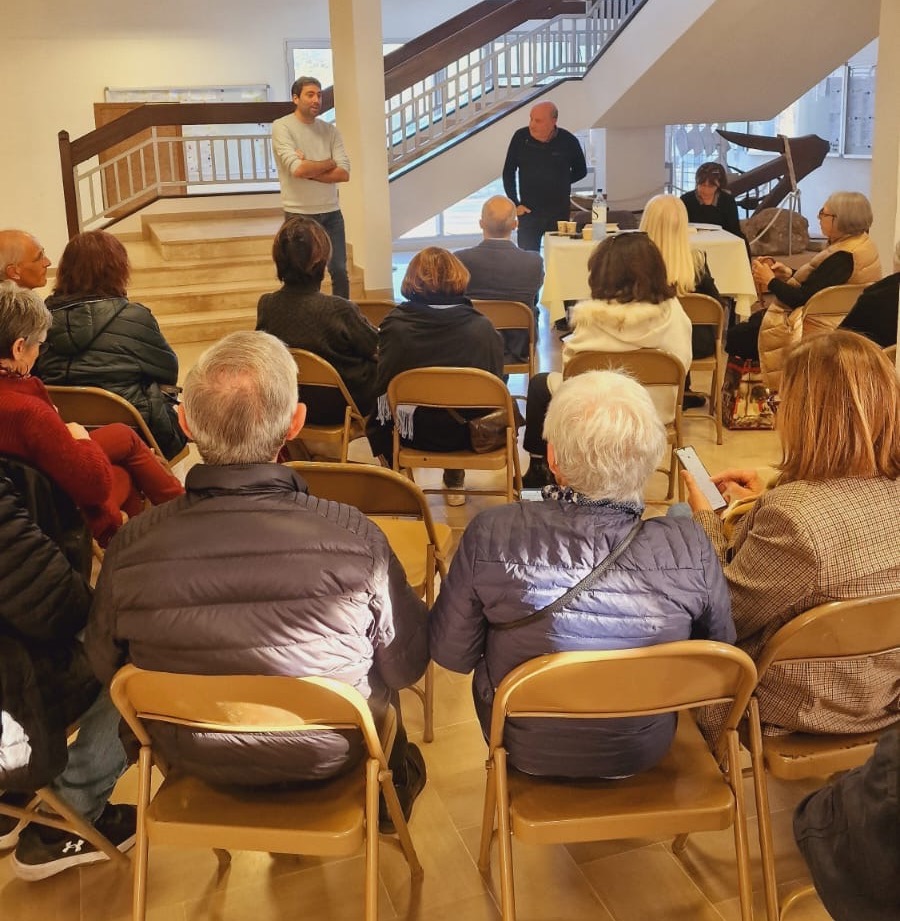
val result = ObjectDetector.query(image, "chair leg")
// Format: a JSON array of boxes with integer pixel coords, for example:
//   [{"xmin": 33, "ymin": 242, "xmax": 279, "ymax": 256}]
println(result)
[
  {"xmin": 37, "ymin": 787, "xmax": 128, "ymax": 867},
  {"xmin": 494, "ymin": 749, "xmax": 517, "ymax": 921},
  {"xmin": 747, "ymin": 700, "xmax": 780, "ymax": 921},
  {"xmin": 477, "ymin": 759, "xmax": 497, "ymax": 873},
  {"xmin": 379, "ymin": 768, "xmax": 422, "ymax": 879},
  {"xmin": 423, "ymin": 662, "xmax": 435, "ymax": 744},
  {"xmin": 780, "ymin": 882, "xmax": 816, "ymax": 920},
  {"xmin": 726, "ymin": 730, "xmax": 755, "ymax": 921},
  {"xmin": 365, "ymin": 759, "xmax": 380, "ymax": 921},
  {"xmin": 133, "ymin": 747, "xmax": 154, "ymax": 921}
]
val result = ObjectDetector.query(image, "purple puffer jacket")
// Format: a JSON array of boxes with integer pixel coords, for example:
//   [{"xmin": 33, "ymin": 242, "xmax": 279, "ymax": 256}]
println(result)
[{"xmin": 430, "ymin": 497, "xmax": 735, "ymax": 777}]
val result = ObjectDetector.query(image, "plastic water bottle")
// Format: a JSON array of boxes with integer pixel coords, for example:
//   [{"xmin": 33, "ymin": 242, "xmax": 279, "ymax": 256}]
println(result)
[{"xmin": 592, "ymin": 189, "xmax": 608, "ymax": 240}]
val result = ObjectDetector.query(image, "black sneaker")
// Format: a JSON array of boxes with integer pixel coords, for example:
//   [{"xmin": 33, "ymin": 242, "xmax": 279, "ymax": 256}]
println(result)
[
  {"xmin": 521, "ymin": 456, "xmax": 555, "ymax": 489},
  {"xmin": 379, "ymin": 743, "xmax": 427, "ymax": 835},
  {"xmin": 682, "ymin": 391, "xmax": 707, "ymax": 410},
  {"xmin": 11, "ymin": 803, "xmax": 136, "ymax": 881},
  {"xmin": 442, "ymin": 469, "xmax": 466, "ymax": 507}
]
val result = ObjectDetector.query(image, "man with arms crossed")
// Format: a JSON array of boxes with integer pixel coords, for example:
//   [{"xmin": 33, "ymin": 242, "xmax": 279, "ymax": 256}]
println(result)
[
  {"xmin": 272, "ymin": 77, "xmax": 351, "ymax": 298},
  {"xmin": 502, "ymin": 101, "xmax": 587, "ymax": 253}
]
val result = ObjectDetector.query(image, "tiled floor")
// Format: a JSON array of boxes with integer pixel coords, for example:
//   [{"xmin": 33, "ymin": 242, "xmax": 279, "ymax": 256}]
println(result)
[{"xmin": 0, "ymin": 310, "xmax": 836, "ymax": 920}]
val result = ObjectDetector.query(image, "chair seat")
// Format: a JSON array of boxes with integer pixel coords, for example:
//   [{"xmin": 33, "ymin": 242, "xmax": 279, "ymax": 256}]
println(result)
[
  {"xmin": 396, "ymin": 445, "xmax": 510, "ymax": 471},
  {"xmin": 370, "ymin": 517, "xmax": 453, "ymax": 591},
  {"xmin": 762, "ymin": 729, "xmax": 882, "ymax": 780},
  {"xmin": 508, "ymin": 712, "xmax": 734, "ymax": 844},
  {"xmin": 147, "ymin": 769, "xmax": 366, "ymax": 855}
]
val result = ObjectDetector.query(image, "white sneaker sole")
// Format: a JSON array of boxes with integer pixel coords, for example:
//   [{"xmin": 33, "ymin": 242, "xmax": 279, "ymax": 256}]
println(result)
[
  {"xmin": 445, "ymin": 493, "xmax": 466, "ymax": 507},
  {"xmin": 11, "ymin": 832, "xmax": 136, "ymax": 881},
  {"xmin": 0, "ymin": 821, "xmax": 25, "ymax": 850}
]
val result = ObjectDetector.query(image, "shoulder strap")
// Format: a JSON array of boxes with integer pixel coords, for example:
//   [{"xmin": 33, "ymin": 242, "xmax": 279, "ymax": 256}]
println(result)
[{"xmin": 491, "ymin": 518, "xmax": 643, "ymax": 632}]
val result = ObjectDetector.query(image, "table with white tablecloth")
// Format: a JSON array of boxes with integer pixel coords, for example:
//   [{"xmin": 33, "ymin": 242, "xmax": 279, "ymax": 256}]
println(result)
[{"xmin": 539, "ymin": 228, "xmax": 756, "ymax": 322}]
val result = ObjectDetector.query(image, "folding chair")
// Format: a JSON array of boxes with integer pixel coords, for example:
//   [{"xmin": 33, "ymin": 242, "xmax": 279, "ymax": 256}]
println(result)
[
  {"xmin": 744, "ymin": 593, "xmax": 900, "ymax": 921},
  {"xmin": 288, "ymin": 349, "xmax": 367, "ymax": 462},
  {"xmin": 46, "ymin": 384, "xmax": 183, "ymax": 472},
  {"xmin": 564, "ymin": 349, "xmax": 685, "ymax": 500},
  {"xmin": 884, "ymin": 343, "xmax": 896, "ymax": 364},
  {"xmin": 285, "ymin": 461, "xmax": 452, "ymax": 742},
  {"xmin": 387, "ymin": 367, "xmax": 523, "ymax": 502},
  {"xmin": 801, "ymin": 283, "xmax": 865, "ymax": 337},
  {"xmin": 478, "ymin": 642, "xmax": 758, "ymax": 921},
  {"xmin": 110, "ymin": 665, "xmax": 422, "ymax": 921},
  {"xmin": 471, "ymin": 299, "xmax": 537, "ymax": 395},
  {"xmin": 678, "ymin": 292, "xmax": 726, "ymax": 444},
  {"xmin": 357, "ymin": 299, "xmax": 397, "ymax": 328}
]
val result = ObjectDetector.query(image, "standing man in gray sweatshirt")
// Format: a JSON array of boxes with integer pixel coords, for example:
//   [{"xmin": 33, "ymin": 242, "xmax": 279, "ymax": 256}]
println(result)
[{"xmin": 272, "ymin": 77, "xmax": 351, "ymax": 298}]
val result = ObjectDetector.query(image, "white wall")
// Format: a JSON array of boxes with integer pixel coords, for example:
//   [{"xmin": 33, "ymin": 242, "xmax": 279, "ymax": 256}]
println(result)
[{"xmin": 1, "ymin": 0, "xmax": 471, "ymax": 261}]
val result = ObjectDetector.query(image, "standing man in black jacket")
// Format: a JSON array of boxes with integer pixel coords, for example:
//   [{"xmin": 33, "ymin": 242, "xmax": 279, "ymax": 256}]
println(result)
[{"xmin": 502, "ymin": 101, "xmax": 587, "ymax": 253}]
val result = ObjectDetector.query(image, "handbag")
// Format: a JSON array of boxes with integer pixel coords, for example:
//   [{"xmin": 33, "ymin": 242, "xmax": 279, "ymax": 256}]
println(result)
[
  {"xmin": 722, "ymin": 358, "xmax": 777, "ymax": 430},
  {"xmin": 450, "ymin": 403, "xmax": 525, "ymax": 454}
]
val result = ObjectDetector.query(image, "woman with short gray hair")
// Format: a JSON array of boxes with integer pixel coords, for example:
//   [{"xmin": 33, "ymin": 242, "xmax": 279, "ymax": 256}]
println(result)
[{"xmin": 430, "ymin": 369, "xmax": 734, "ymax": 779}]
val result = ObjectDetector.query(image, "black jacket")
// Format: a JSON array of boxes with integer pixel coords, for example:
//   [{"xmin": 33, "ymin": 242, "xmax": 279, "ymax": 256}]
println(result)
[
  {"xmin": 838, "ymin": 272, "xmax": 900, "ymax": 348},
  {"xmin": 0, "ymin": 470, "xmax": 97, "ymax": 790},
  {"xmin": 503, "ymin": 126, "xmax": 587, "ymax": 219},
  {"xmin": 37, "ymin": 295, "xmax": 187, "ymax": 460}
]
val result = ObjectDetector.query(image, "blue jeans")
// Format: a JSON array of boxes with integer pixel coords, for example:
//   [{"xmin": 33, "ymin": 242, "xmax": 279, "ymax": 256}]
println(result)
[
  {"xmin": 286, "ymin": 209, "xmax": 349, "ymax": 299},
  {"xmin": 48, "ymin": 688, "xmax": 127, "ymax": 824}
]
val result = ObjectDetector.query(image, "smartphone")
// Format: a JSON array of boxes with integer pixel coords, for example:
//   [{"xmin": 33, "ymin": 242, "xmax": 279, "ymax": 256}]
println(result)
[{"xmin": 674, "ymin": 446, "xmax": 727, "ymax": 511}]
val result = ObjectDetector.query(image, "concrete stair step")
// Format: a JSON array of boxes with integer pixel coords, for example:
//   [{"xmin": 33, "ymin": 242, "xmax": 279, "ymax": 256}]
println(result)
[
  {"xmin": 157, "ymin": 307, "xmax": 257, "ymax": 344},
  {"xmin": 132, "ymin": 279, "xmax": 272, "ymax": 316},
  {"xmin": 148, "ymin": 215, "xmax": 283, "ymax": 261}
]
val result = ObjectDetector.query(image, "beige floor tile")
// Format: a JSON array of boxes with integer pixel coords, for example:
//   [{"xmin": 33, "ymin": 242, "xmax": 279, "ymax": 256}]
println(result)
[
  {"xmin": 402, "ymin": 891, "xmax": 501, "ymax": 921},
  {"xmin": 457, "ymin": 825, "xmax": 616, "ymax": 921},
  {"xmin": 715, "ymin": 880, "xmax": 832, "ymax": 921},
  {"xmin": 0, "ymin": 868, "xmax": 82, "ymax": 920},
  {"xmin": 378, "ymin": 786, "xmax": 487, "ymax": 916},
  {"xmin": 580, "ymin": 843, "xmax": 724, "ymax": 921},
  {"xmin": 429, "ymin": 765, "xmax": 489, "ymax": 830},
  {"xmin": 564, "ymin": 835, "xmax": 669, "ymax": 864},
  {"xmin": 409, "ymin": 717, "xmax": 487, "ymax": 783},
  {"xmin": 181, "ymin": 854, "xmax": 396, "ymax": 921}
]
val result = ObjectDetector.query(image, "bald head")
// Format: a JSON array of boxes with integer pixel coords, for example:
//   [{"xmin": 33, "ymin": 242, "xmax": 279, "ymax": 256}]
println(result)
[
  {"xmin": 0, "ymin": 230, "xmax": 51, "ymax": 290},
  {"xmin": 528, "ymin": 101, "xmax": 558, "ymax": 142},
  {"xmin": 480, "ymin": 196, "xmax": 518, "ymax": 239}
]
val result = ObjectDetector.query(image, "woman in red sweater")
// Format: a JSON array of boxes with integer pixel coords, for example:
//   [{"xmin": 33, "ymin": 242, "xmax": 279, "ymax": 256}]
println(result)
[{"xmin": 0, "ymin": 282, "xmax": 183, "ymax": 545}]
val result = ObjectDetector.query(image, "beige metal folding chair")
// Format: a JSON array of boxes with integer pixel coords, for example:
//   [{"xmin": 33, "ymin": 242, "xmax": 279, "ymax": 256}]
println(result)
[
  {"xmin": 678, "ymin": 292, "xmax": 726, "ymax": 444},
  {"xmin": 288, "ymin": 349, "xmax": 367, "ymax": 462},
  {"xmin": 110, "ymin": 665, "xmax": 422, "ymax": 921},
  {"xmin": 285, "ymin": 461, "xmax": 452, "ymax": 742},
  {"xmin": 46, "ymin": 384, "xmax": 182, "ymax": 472},
  {"xmin": 801, "ymin": 283, "xmax": 865, "ymax": 337},
  {"xmin": 357, "ymin": 299, "xmax": 397, "ymax": 328},
  {"xmin": 387, "ymin": 367, "xmax": 523, "ymax": 502},
  {"xmin": 471, "ymin": 299, "xmax": 537, "ymax": 387},
  {"xmin": 478, "ymin": 642, "xmax": 758, "ymax": 921},
  {"xmin": 884, "ymin": 343, "xmax": 897, "ymax": 364},
  {"xmin": 564, "ymin": 349, "xmax": 686, "ymax": 500},
  {"xmin": 744, "ymin": 593, "xmax": 900, "ymax": 921}
]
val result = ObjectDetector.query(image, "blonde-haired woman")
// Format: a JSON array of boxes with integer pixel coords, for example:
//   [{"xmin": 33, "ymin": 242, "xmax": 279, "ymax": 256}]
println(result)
[
  {"xmin": 685, "ymin": 330, "xmax": 900, "ymax": 737},
  {"xmin": 640, "ymin": 194, "xmax": 721, "ymax": 408}
]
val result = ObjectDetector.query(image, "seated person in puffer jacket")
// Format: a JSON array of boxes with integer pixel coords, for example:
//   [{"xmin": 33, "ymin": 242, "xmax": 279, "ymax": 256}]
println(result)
[
  {"xmin": 85, "ymin": 332, "xmax": 429, "ymax": 810},
  {"xmin": 430, "ymin": 370, "xmax": 735, "ymax": 779}
]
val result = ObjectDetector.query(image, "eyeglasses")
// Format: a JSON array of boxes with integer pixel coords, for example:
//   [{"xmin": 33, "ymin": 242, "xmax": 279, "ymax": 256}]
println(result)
[{"xmin": 817, "ymin": 209, "xmax": 835, "ymax": 220}]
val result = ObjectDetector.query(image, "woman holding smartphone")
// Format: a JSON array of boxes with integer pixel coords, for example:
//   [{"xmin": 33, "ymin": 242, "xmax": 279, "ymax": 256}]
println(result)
[{"xmin": 683, "ymin": 330, "xmax": 900, "ymax": 738}]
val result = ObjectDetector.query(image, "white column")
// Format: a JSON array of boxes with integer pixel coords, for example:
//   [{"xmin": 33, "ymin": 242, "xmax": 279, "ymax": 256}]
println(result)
[
  {"xmin": 870, "ymin": 0, "xmax": 900, "ymax": 269},
  {"xmin": 592, "ymin": 126, "xmax": 668, "ymax": 212},
  {"xmin": 329, "ymin": 0, "xmax": 394, "ymax": 298}
]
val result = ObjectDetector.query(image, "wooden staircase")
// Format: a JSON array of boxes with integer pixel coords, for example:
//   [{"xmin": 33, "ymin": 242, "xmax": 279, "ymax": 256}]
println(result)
[{"xmin": 119, "ymin": 209, "xmax": 366, "ymax": 346}]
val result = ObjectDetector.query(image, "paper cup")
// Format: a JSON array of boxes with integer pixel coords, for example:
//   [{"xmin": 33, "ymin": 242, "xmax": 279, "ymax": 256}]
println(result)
[
  {"xmin": 582, "ymin": 225, "xmax": 593, "ymax": 240},
  {"xmin": 566, "ymin": 221, "xmax": 578, "ymax": 235},
  {"xmin": 557, "ymin": 221, "xmax": 568, "ymax": 234}
]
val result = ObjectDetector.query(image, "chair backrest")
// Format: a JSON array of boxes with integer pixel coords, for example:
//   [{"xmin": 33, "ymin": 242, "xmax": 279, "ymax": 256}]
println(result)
[
  {"xmin": 285, "ymin": 460, "xmax": 433, "ymax": 521},
  {"xmin": 488, "ymin": 642, "xmax": 757, "ymax": 756},
  {"xmin": 802, "ymin": 284, "xmax": 866, "ymax": 335},
  {"xmin": 754, "ymin": 594, "xmax": 900, "ymax": 680},
  {"xmin": 356, "ymin": 300, "xmax": 396, "ymax": 328},
  {"xmin": 471, "ymin": 299, "xmax": 536, "ymax": 375},
  {"xmin": 885, "ymin": 344, "xmax": 897, "ymax": 365},
  {"xmin": 678, "ymin": 292, "xmax": 725, "ymax": 339},
  {"xmin": 387, "ymin": 366, "xmax": 513, "ymax": 414},
  {"xmin": 289, "ymin": 349, "xmax": 362, "ymax": 416},
  {"xmin": 110, "ymin": 665, "xmax": 387, "ymax": 768},
  {"xmin": 46, "ymin": 385, "xmax": 166, "ymax": 459},
  {"xmin": 562, "ymin": 348, "xmax": 685, "ymax": 425}
]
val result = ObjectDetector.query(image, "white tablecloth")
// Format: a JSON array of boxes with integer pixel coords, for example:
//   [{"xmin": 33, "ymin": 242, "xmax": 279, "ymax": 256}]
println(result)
[{"xmin": 540, "ymin": 228, "xmax": 756, "ymax": 322}]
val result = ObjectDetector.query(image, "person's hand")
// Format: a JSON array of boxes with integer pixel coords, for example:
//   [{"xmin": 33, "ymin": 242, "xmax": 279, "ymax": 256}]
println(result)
[
  {"xmin": 712, "ymin": 468, "xmax": 763, "ymax": 503},
  {"xmin": 751, "ymin": 260, "xmax": 775, "ymax": 288},
  {"xmin": 516, "ymin": 204, "xmax": 531, "ymax": 216},
  {"xmin": 770, "ymin": 260, "xmax": 792, "ymax": 280},
  {"xmin": 66, "ymin": 421, "xmax": 91, "ymax": 441},
  {"xmin": 681, "ymin": 471, "xmax": 712, "ymax": 514}
]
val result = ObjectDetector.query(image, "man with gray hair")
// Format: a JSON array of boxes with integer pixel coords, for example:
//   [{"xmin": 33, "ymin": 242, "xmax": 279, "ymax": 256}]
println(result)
[
  {"xmin": 430, "ymin": 370, "xmax": 734, "ymax": 779},
  {"xmin": 86, "ymin": 331, "xmax": 429, "ymax": 823},
  {"xmin": 0, "ymin": 230, "xmax": 51, "ymax": 290},
  {"xmin": 455, "ymin": 195, "xmax": 544, "ymax": 363}
]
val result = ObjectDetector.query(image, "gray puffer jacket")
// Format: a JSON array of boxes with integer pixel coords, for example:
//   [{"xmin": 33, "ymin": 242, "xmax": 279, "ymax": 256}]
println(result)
[
  {"xmin": 37, "ymin": 295, "xmax": 187, "ymax": 460},
  {"xmin": 430, "ymin": 497, "xmax": 735, "ymax": 777},
  {"xmin": 85, "ymin": 464, "xmax": 429, "ymax": 785}
]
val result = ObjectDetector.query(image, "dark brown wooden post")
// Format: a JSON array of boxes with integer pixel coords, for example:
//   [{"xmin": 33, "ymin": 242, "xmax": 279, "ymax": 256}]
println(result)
[{"xmin": 58, "ymin": 130, "xmax": 80, "ymax": 239}]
